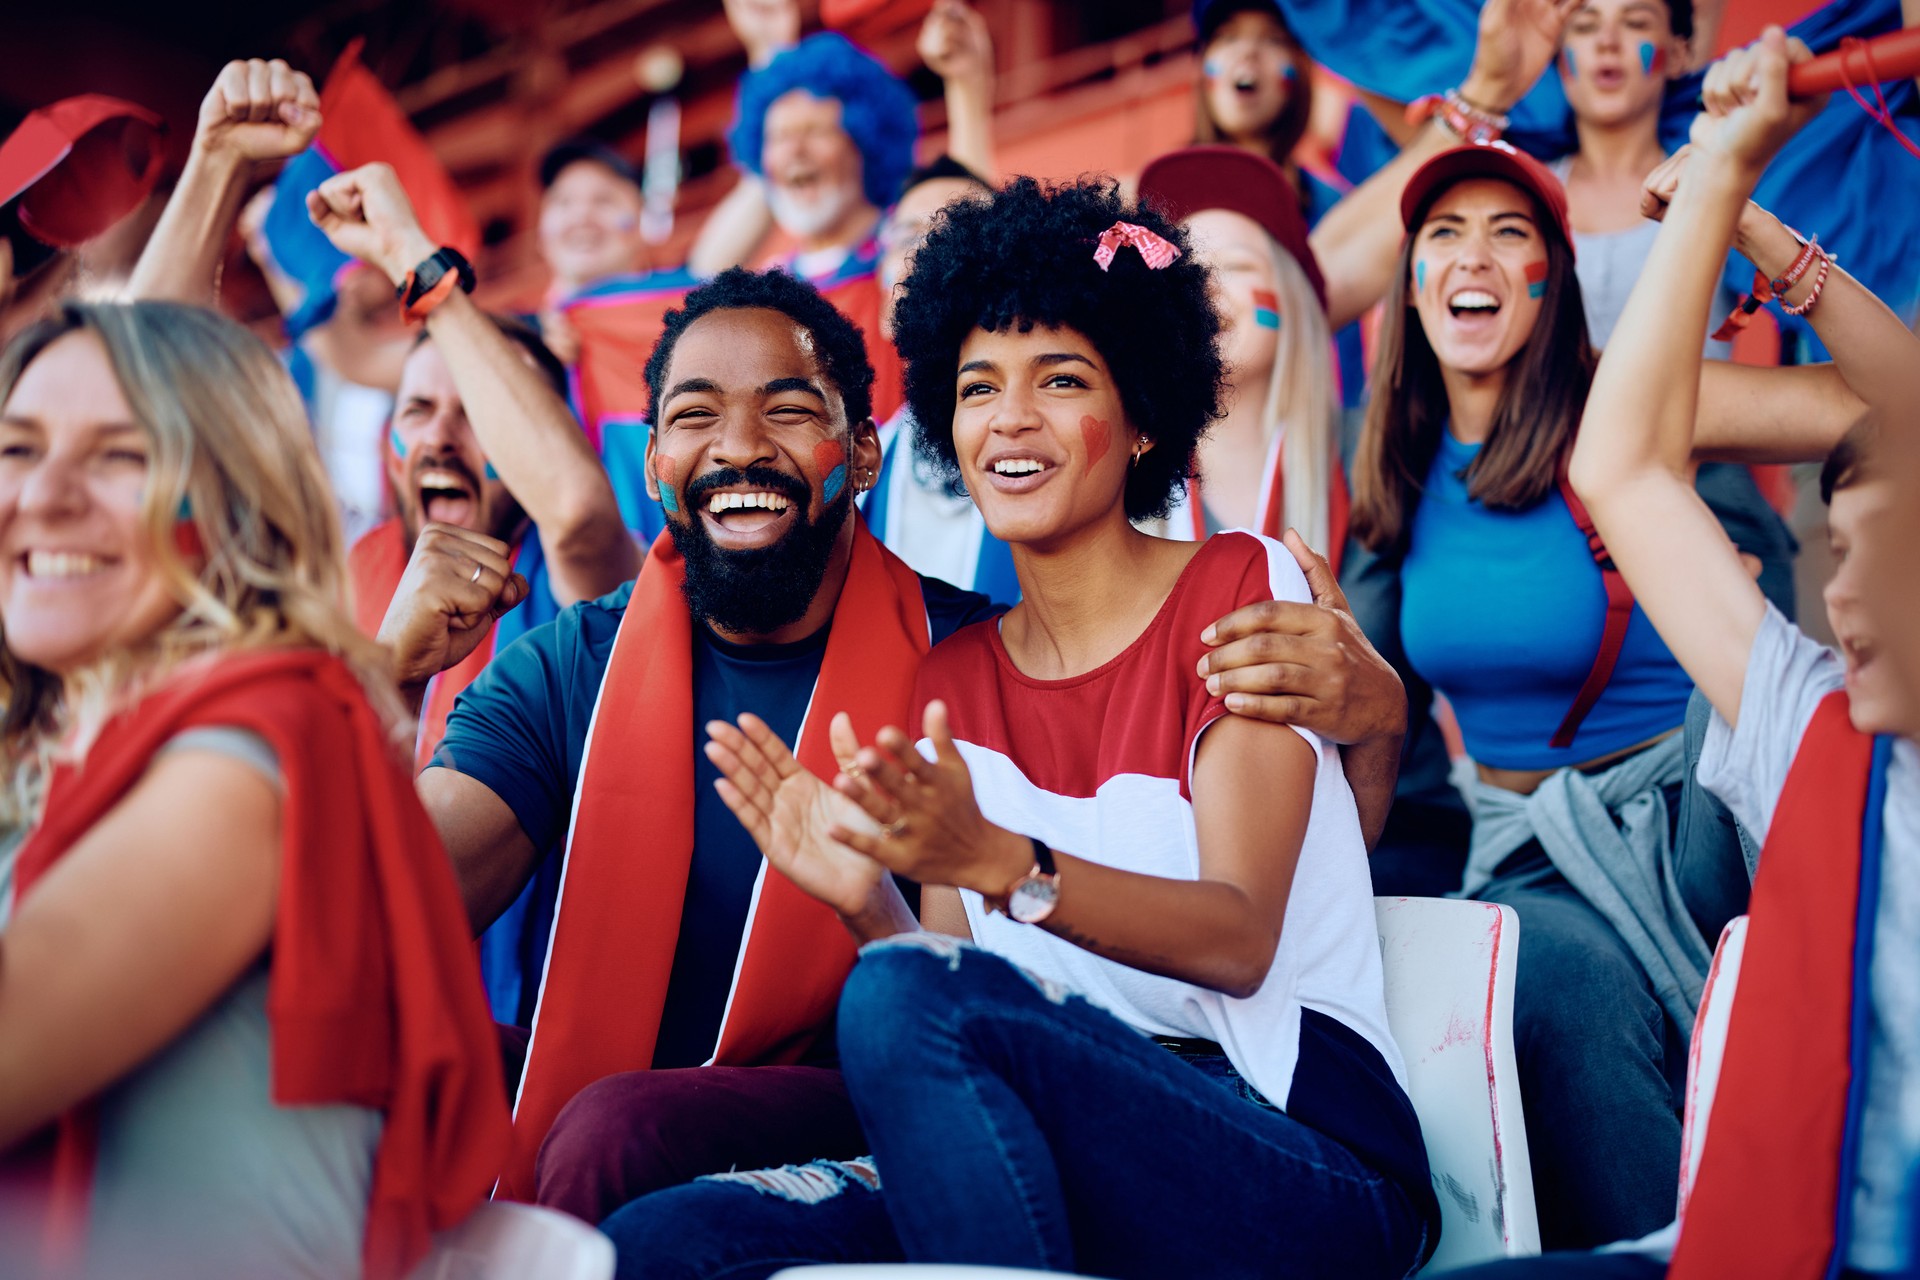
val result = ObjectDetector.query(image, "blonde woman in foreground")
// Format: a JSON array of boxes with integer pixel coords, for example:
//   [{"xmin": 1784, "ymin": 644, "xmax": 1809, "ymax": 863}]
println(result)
[{"xmin": 0, "ymin": 301, "xmax": 506, "ymax": 1279}]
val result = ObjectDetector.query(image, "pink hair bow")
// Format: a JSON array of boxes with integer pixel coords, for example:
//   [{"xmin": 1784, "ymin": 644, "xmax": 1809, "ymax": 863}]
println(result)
[{"xmin": 1093, "ymin": 221, "xmax": 1182, "ymax": 272}]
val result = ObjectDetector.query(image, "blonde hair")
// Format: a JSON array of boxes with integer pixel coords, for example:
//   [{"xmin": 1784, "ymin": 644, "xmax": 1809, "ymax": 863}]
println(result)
[
  {"xmin": 1256, "ymin": 238, "xmax": 1338, "ymax": 552},
  {"xmin": 0, "ymin": 300, "xmax": 400, "ymax": 825}
]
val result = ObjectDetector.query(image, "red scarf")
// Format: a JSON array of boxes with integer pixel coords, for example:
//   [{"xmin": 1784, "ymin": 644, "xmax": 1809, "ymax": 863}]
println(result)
[
  {"xmin": 1184, "ymin": 446, "xmax": 1349, "ymax": 577},
  {"xmin": 12, "ymin": 649, "xmax": 508, "ymax": 1278},
  {"xmin": 498, "ymin": 522, "xmax": 929, "ymax": 1199},
  {"xmin": 347, "ymin": 516, "xmax": 504, "ymax": 771},
  {"xmin": 1670, "ymin": 692, "xmax": 1880, "ymax": 1278}
]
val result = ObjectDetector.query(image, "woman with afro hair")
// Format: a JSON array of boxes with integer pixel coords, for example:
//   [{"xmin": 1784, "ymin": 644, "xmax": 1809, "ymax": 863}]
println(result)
[{"xmin": 597, "ymin": 175, "xmax": 1439, "ymax": 1280}]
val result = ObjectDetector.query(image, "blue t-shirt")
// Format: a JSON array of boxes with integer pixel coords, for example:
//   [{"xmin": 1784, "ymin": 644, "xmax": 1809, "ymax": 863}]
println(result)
[
  {"xmin": 1399, "ymin": 429, "xmax": 1696, "ymax": 772},
  {"xmin": 431, "ymin": 572, "xmax": 1000, "ymax": 1057}
]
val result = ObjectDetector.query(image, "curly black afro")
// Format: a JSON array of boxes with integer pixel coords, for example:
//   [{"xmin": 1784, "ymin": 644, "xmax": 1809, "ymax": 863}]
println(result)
[
  {"xmin": 890, "ymin": 175, "xmax": 1226, "ymax": 522},
  {"xmin": 645, "ymin": 266, "xmax": 876, "ymax": 426}
]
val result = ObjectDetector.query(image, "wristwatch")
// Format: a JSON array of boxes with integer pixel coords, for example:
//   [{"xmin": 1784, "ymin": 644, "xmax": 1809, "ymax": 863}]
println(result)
[
  {"xmin": 1004, "ymin": 837, "xmax": 1061, "ymax": 925},
  {"xmin": 397, "ymin": 246, "xmax": 477, "ymax": 322}
]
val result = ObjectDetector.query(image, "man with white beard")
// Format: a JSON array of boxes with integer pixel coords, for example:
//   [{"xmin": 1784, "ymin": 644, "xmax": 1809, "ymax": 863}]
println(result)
[{"xmin": 723, "ymin": 28, "xmax": 918, "ymax": 425}]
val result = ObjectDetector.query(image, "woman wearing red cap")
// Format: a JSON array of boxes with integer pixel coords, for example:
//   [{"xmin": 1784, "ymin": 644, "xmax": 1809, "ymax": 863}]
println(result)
[
  {"xmin": 1352, "ymin": 138, "xmax": 1902, "ymax": 1249},
  {"xmin": 0, "ymin": 301, "xmax": 506, "ymax": 1278}
]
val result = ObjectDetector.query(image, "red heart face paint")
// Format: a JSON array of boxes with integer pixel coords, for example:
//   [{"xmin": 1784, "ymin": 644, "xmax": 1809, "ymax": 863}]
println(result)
[{"xmin": 1079, "ymin": 416, "xmax": 1113, "ymax": 469}]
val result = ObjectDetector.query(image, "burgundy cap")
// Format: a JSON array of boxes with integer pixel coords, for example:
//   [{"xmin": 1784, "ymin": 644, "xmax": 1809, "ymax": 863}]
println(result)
[
  {"xmin": 0, "ymin": 94, "xmax": 166, "ymax": 249},
  {"xmin": 1398, "ymin": 141, "xmax": 1574, "ymax": 257},
  {"xmin": 1137, "ymin": 144, "xmax": 1328, "ymax": 313}
]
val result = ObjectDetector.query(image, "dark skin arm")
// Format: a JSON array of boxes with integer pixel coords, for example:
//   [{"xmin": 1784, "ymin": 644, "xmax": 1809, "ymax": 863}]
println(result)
[
  {"xmin": 823, "ymin": 702, "xmax": 1317, "ymax": 999},
  {"xmin": 1200, "ymin": 530, "xmax": 1406, "ymax": 850}
]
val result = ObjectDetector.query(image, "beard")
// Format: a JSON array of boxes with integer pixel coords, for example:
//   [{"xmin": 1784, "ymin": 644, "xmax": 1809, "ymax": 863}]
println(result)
[
  {"xmin": 668, "ymin": 463, "xmax": 853, "ymax": 636},
  {"xmin": 767, "ymin": 179, "xmax": 862, "ymax": 241}
]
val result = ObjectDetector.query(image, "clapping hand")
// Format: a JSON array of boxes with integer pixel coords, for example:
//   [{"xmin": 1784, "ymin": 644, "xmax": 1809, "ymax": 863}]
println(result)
[
  {"xmin": 705, "ymin": 712, "xmax": 903, "ymax": 924},
  {"xmin": 826, "ymin": 702, "xmax": 1031, "ymax": 903}
]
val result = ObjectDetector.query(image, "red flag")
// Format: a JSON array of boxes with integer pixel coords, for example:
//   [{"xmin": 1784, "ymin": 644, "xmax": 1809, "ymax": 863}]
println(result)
[{"xmin": 315, "ymin": 39, "xmax": 480, "ymax": 258}]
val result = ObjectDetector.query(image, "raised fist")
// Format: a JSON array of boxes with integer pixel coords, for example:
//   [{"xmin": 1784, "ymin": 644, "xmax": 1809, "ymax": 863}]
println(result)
[
  {"xmin": 1693, "ymin": 27, "xmax": 1823, "ymax": 176},
  {"xmin": 918, "ymin": 1, "xmax": 994, "ymax": 88},
  {"xmin": 195, "ymin": 59, "xmax": 321, "ymax": 166},
  {"xmin": 377, "ymin": 523, "xmax": 530, "ymax": 691},
  {"xmin": 723, "ymin": 0, "xmax": 800, "ymax": 68},
  {"xmin": 305, "ymin": 162, "xmax": 439, "ymax": 287}
]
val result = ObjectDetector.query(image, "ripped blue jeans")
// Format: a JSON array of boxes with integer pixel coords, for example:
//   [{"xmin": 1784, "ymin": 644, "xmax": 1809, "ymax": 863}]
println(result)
[{"xmin": 600, "ymin": 936, "xmax": 1426, "ymax": 1279}]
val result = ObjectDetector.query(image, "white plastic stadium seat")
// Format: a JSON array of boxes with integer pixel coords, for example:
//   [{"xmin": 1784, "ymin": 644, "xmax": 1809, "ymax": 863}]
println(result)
[
  {"xmin": 1676, "ymin": 915, "xmax": 1750, "ymax": 1216},
  {"xmin": 409, "ymin": 1201, "xmax": 615, "ymax": 1280},
  {"xmin": 1374, "ymin": 896, "xmax": 1540, "ymax": 1270}
]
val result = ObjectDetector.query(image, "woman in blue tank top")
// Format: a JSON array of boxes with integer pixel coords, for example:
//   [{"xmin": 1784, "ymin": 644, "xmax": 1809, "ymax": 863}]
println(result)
[{"xmin": 1350, "ymin": 140, "xmax": 1881, "ymax": 1250}]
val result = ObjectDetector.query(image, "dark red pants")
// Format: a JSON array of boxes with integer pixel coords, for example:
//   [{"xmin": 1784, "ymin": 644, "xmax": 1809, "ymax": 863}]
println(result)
[{"xmin": 533, "ymin": 1064, "xmax": 868, "ymax": 1225}]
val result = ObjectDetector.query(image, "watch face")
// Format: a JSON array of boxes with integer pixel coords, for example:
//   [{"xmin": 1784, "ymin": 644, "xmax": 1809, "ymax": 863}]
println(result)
[{"xmin": 1008, "ymin": 874, "xmax": 1059, "ymax": 925}]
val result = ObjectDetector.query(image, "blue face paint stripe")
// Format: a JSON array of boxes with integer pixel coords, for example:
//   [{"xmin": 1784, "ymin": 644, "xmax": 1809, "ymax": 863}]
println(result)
[
  {"xmin": 483, "ymin": 461, "xmax": 499, "ymax": 481},
  {"xmin": 1563, "ymin": 48, "xmax": 1577, "ymax": 79},
  {"xmin": 1254, "ymin": 308, "xmax": 1281, "ymax": 330},
  {"xmin": 176, "ymin": 496, "xmax": 193, "ymax": 519},
  {"xmin": 1638, "ymin": 42, "xmax": 1656, "ymax": 73},
  {"xmin": 822, "ymin": 464, "xmax": 848, "ymax": 505},
  {"xmin": 1528, "ymin": 280, "xmax": 1547, "ymax": 300},
  {"xmin": 659, "ymin": 483, "xmax": 679, "ymax": 515},
  {"xmin": 389, "ymin": 427, "xmax": 407, "ymax": 459},
  {"xmin": 1415, "ymin": 260, "xmax": 1427, "ymax": 292}
]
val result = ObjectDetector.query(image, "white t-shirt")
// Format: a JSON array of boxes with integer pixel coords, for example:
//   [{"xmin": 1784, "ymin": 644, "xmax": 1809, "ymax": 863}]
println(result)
[
  {"xmin": 913, "ymin": 532, "xmax": 1404, "ymax": 1109},
  {"xmin": 1696, "ymin": 605, "xmax": 1920, "ymax": 1272}
]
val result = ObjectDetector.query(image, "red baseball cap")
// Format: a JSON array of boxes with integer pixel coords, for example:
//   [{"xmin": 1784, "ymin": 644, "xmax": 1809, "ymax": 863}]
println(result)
[
  {"xmin": 1137, "ymin": 145, "xmax": 1328, "ymax": 313},
  {"xmin": 1398, "ymin": 141, "xmax": 1574, "ymax": 257},
  {"xmin": 0, "ymin": 94, "xmax": 166, "ymax": 249}
]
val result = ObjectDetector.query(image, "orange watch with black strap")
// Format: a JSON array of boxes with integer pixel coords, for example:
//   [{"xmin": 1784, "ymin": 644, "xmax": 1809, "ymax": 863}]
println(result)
[{"xmin": 397, "ymin": 247, "xmax": 476, "ymax": 323}]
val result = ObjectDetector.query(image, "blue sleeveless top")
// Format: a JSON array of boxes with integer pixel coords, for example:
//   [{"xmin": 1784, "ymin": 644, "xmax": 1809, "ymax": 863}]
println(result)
[{"xmin": 1399, "ymin": 428, "xmax": 1694, "ymax": 771}]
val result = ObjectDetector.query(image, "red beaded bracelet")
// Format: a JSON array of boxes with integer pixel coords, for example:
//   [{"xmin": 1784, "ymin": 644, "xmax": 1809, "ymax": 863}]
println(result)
[
  {"xmin": 1780, "ymin": 250, "xmax": 1832, "ymax": 318},
  {"xmin": 1405, "ymin": 89, "xmax": 1510, "ymax": 144},
  {"xmin": 1712, "ymin": 235, "xmax": 1826, "ymax": 340}
]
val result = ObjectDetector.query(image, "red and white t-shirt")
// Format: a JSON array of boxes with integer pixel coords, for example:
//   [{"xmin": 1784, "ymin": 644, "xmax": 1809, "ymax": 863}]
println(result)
[{"xmin": 914, "ymin": 531, "xmax": 1404, "ymax": 1111}]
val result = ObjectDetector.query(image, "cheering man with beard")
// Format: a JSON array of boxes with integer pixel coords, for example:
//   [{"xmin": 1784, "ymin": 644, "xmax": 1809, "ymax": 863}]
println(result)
[
  {"xmin": 384, "ymin": 266, "xmax": 1417, "ymax": 1224},
  {"xmin": 302, "ymin": 164, "xmax": 640, "ymax": 762}
]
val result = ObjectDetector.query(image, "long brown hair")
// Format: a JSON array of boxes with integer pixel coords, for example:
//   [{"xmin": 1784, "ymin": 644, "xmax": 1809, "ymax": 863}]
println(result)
[
  {"xmin": 1350, "ymin": 205, "xmax": 1596, "ymax": 559},
  {"xmin": 1192, "ymin": 8, "xmax": 1314, "ymax": 168}
]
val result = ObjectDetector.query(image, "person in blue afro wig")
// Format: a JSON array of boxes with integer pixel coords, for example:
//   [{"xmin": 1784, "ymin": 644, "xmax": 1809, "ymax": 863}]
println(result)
[{"xmin": 729, "ymin": 32, "xmax": 919, "ymax": 212}]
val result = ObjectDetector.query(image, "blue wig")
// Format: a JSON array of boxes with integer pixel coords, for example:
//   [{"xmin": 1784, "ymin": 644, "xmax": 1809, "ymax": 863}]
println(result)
[{"xmin": 729, "ymin": 33, "xmax": 920, "ymax": 211}]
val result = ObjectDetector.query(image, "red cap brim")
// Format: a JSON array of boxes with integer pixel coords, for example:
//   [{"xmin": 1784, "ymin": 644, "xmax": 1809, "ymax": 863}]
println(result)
[
  {"xmin": 0, "ymin": 95, "xmax": 165, "ymax": 249},
  {"xmin": 1398, "ymin": 142, "xmax": 1574, "ymax": 258},
  {"xmin": 1138, "ymin": 144, "xmax": 1329, "ymax": 314}
]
